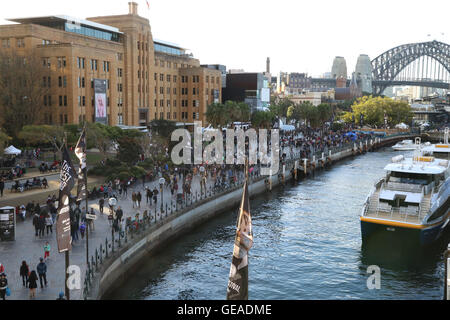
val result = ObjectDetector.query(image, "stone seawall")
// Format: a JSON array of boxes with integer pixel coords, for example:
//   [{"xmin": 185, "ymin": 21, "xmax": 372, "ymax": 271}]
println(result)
[{"xmin": 87, "ymin": 134, "xmax": 414, "ymax": 300}]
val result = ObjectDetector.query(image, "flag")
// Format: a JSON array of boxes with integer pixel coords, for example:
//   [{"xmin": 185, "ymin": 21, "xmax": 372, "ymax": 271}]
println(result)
[
  {"xmin": 226, "ymin": 180, "xmax": 253, "ymax": 300},
  {"xmin": 75, "ymin": 127, "xmax": 87, "ymax": 202},
  {"xmin": 56, "ymin": 146, "xmax": 76, "ymax": 252},
  {"xmin": 146, "ymin": 0, "xmax": 150, "ymax": 9}
]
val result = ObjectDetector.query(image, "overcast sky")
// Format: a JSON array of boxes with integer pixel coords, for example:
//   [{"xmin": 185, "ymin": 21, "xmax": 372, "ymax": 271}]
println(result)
[{"xmin": 1, "ymin": 0, "xmax": 449, "ymax": 77}]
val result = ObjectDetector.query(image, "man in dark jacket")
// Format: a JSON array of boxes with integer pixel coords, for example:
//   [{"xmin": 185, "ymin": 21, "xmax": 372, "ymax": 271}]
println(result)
[
  {"xmin": 32, "ymin": 213, "xmax": 40, "ymax": 236},
  {"xmin": 38, "ymin": 214, "xmax": 46, "ymax": 237},
  {"xmin": 146, "ymin": 187, "xmax": 153, "ymax": 204},
  {"xmin": 36, "ymin": 258, "xmax": 47, "ymax": 288}
]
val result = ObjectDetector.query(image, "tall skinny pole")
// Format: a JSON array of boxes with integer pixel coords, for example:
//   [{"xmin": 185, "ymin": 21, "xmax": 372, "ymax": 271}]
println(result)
[{"xmin": 63, "ymin": 132, "xmax": 70, "ymax": 300}]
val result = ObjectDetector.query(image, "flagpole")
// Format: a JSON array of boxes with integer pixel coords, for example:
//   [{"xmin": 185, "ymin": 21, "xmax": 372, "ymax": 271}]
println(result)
[
  {"xmin": 63, "ymin": 132, "xmax": 70, "ymax": 301},
  {"xmin": 84, "ymin": 126, "xmax": 89, "ymax": 268}
]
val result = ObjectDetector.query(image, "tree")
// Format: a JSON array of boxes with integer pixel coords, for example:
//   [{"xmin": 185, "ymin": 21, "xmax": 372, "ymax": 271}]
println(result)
[
  {"xmin": 149, "ymin": 119, "xmax": 177, "ymax": 137},
  {"xmin": 269, "ymin": 97, "xmax": 293, "ymax": 118},
  {"xmin": 317, "ymin": 103, "xmax": 332, "ymax": 123},
  {"xmin": 85, "ymin": 123, "xmax": 114, "ymax": 160},
  {"xmin": 117, "ymin": 136, "xmax": 143, "ymax": 165},
  {"xmin": 18, "ymin": 125, "xmax": 67, "ymax": 157},
  {"xmin": 251, "ymin": 110, "xmax": 275, "ymax": 129},
  {"xmin": 0, "ymin": 130, "xmax": 10, "ymax": 156},
  {"xmin": 0, "ymin": 51, "xmax": 51, "ymax": 137},
  {"xmin": 342, "ymin": 96, "xmax": 413, "ymax": 128}
]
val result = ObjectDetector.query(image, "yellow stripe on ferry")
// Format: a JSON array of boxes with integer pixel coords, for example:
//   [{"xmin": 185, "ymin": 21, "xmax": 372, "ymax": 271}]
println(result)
[{"xmin": 436, "ymin": 145, "xmax": 449, "ymax": 148}]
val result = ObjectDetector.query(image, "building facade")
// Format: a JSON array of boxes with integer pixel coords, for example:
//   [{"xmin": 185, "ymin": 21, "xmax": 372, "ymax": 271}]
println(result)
[{"xmin": 0, "ymin": 2, "xmax": 221, "ymax": 127}]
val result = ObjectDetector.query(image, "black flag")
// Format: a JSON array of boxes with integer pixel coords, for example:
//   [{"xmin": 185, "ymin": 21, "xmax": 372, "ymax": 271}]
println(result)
[
  {"xmin": 56, "ymin": 146, "xmax": 76, "ymax": 252},
  {"xmin": 227, "ymin": 180, "xmax": 253, "ymax": 300},
  {"xmin": 75, "ymin": 127, "xmax": 87, "ymax": 202}
]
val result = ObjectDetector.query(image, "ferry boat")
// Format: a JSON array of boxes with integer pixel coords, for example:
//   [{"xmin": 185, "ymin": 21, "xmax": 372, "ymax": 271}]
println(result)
[
  {"xmin": 361, "ymin": 130, "xmax": 450, "ymax": 246},
  {"xmin": 392, "ymin": 139, "xmax": 430, "ymax": 151}
]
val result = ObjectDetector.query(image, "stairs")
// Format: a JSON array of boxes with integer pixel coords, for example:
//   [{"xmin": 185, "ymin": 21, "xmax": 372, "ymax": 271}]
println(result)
[{"xmin": 419, "ymin": 193, "xmax": 432, "ymax": 218}]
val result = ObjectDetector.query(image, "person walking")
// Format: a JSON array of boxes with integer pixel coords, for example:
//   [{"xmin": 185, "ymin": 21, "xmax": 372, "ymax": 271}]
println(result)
[
  {"xmin": 20, "ymin": 261, "xmax": 29, "ymax": 287},
  {"xmin": 131, "ymin": 192, "xmax": 137, "ymax": 208},
  {"xmin": 0, "ymin": 178, "xmax": 4, "ymax": 197},
  {"xmin": 115, "ymin": 206, "xmax": 123, "ymax": 224},
  {"xmin": 32, "ymin": 212, "xmax": 39, "ymax": 237},
  {"xmin": 146, "ymin": 187, "xmax": 153, "ymax": 205},
  {"xmin": 80, "ymin": 222, "xmax": 86, "ymax": 239},
  {"xmin": 99, "ymin": 198, "xmax": 104, "ymax": 215},
  {"xmin": 36, "ymin": 258, "xmax": 47, "ymax": 289},
  {"xmin": 123, "ymin": 182, "xmax": 128, "ymax": 198},
  {"xmin": 152, "ymin": 187, "xmax": 158, "ymax": 206},
  {"xmin": 43, "ymin": 242, "xmax": 51, "ymax": 261},
  {"xmin": 45, "ymin": 214, "xmax": 53, "ymax": 235},
  {"xmin": 27, "ymin": 270, "xmax": 38, "ymax": 299},
  {"xmin": 137, "ymin": 191, "xmax": 142, "ymax": 208},
  {"xmin": 38, "ymin": 213, "xmax": 46, "ymax": 238},
  {"xmin": 88, "ymin": 208, "xmax": 96, "ymax": 231},
  {"xmin": 0, "ymin": 273, "xmax": 8, "ymax": 300}
]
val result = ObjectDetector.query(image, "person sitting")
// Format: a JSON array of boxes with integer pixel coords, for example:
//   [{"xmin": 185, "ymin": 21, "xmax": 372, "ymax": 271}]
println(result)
[{"xmin": 24, "ymin": 179, "xmax": 31, "ymax": 190}]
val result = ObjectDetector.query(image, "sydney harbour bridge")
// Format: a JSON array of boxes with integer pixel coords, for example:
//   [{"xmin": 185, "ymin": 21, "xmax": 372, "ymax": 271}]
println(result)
[{"xmin": 312, "ymin": 40, "xmax": 450, "ymax": 95}]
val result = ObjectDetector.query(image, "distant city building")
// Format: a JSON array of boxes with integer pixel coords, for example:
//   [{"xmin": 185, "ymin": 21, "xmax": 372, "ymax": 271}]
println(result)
[
  {"xmin": 222, "ymin": 73, "xmax": 270, "ymax": 111},
  {"xmin": 354, "ymin": 54, "xmax": 373, "ymax": 94},
  {"xmin": 331, "ymin": 56, "xmax": 347, "ymax": 79},
  {"xmin": 0, "ymin": 2, "xmax": 221, "ymax": 127}
]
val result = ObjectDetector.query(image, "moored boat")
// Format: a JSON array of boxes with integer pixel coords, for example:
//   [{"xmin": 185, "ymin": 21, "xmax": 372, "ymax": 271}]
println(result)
[{"xmin": 361, "ymin": 130, "xmax": 450, "ymax": 246}]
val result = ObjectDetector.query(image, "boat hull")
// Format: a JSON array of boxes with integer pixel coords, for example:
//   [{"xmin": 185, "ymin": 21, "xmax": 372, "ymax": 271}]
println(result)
[{"xmin": 360, "ymin": 218, "xmax": 448, "ymax": 247}]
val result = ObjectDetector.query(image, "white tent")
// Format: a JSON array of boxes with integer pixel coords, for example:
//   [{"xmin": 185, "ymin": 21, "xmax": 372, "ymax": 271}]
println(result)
[
  {"xmin": 279, "ymin": 119, "xmax": 296, "ymax": 132},
  {"xmin": 3, "ymin": 145, "xmax": 21, "ymax": 155},
  {"xmin": 395, "ymin": 123, "xmax": 409, "ymax": 129}
]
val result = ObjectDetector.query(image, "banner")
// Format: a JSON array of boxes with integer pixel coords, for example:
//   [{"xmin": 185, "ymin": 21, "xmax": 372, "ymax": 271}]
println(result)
[
  {"xmin": 75, "ymin": 127, "xmax": 87, "ymax": 202},
  {"xmin": 227, "ymin": 181, "xmax": 253, "ymax": 300},
  {"xmin": 94, "ymin": 79, "xmax": 107, "ymax": 124},
  {"xmin": 56, "ymin": 146, "xmax": 76, "ymax": 252}
]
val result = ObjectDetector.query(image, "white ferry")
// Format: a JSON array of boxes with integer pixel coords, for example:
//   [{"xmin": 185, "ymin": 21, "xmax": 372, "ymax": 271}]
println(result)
[
  {"xmin": 361, "ymin": 130, "xmax": 450, "ymax": 246},
  {"xmin": 392, "ymin": 139, "xmax": 430, "ymax": 151}
]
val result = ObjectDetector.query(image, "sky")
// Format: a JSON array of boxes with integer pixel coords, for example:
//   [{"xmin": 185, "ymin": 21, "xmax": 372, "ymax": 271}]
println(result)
[{"xmin": 1, "ymin": 0, "xmax": 449, "ymax": 77}]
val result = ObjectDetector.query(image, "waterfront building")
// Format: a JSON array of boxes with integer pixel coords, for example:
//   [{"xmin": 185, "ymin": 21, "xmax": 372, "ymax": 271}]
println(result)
[{"xmin": 0, "ymin": 2, "xmax": 221, "ymax": 127}]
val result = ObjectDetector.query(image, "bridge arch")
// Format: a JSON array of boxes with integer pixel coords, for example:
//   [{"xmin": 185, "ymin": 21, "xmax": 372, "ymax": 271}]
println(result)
[{"xmin": 371, "ymin": 40, "xmax": 450, "ymax": 94}]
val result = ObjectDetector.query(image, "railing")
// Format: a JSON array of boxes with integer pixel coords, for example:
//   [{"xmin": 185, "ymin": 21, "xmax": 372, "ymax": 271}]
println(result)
[{"xmin": 82, "ymin": 134, "xmax": 385, "ymax": 299}]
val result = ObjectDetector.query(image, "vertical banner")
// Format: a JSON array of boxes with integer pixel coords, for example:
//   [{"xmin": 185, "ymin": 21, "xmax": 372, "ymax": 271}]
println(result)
[
  {"xmin": 94, "ymin": 79, "xmax": 107, "ymax": 124},
  {"xmin": 227, "ymin": 181, "xmax": 253, "ymax": 300},
  {"xmin": 75, "ymin": 127, "xmax": 87, "ymax": 202},
  {"xmin": 56, "ymin": 147, "xmax": 76, "ymax": 252}
]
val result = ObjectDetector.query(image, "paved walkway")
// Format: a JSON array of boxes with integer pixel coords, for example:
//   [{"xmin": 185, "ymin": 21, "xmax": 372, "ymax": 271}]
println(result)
[{"xmin": 0, "ymin": 170, "xmax": 215, "ymax": 300}]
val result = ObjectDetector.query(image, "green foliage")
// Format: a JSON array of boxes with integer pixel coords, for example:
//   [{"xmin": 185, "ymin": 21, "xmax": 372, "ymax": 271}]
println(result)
[
  {"xmin": 205, "ymin": 101, "xmax": 251, "ymax": 128},
  {"xmin": 117, "ymin": 136, "xmax": 143, "ymax": 164},
  {"xmin": 342, "ymin": 96, "xmax": 413, "ymax": 127},
  {"xmin": 149, "ymin": 119, "xmax": 177, "ymax": 137},
  {"xmin": 251, "ymin": 110, "xmax": 275, "ymax": 129}
]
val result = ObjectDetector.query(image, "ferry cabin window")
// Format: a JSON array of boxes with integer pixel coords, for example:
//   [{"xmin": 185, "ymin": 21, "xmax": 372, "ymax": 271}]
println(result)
[
  {"xmin": 434, "ymin": 152, "xmax": 450, "ymax": 160},
  {"xmin": 389, "ymin": 171, "xmax": 432, "ymax": 185}
]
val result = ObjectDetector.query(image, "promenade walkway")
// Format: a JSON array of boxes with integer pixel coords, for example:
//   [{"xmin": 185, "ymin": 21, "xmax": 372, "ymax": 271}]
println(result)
[{"xmin": 0, "ymin": 172, "xmax": 212, "ymax": 300}]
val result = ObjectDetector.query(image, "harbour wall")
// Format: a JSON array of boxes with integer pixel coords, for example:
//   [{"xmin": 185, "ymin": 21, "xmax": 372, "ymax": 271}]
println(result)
[{"xmin": 86, "ymin": 134, "xmax": 414, "ymax": 300}]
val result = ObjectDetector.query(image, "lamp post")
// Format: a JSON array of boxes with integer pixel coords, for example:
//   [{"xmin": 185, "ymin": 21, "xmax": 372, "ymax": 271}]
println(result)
[{"xmin": 159, "ymin": 177, "xmax": 165, "ymax": 214}]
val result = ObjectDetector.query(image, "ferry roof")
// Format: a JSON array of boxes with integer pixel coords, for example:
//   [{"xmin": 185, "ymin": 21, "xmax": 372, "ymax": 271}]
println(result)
[
  {"xmin": 384, "ymin": 157, "xmax": 448, "ymax": 175},
  {"xmin": 422, "ymin": 144, "xmax": 450, "ymax": 153},
  {"xmin": 8, "ymin": 15, "xmax": 123, "ymax": 34}
]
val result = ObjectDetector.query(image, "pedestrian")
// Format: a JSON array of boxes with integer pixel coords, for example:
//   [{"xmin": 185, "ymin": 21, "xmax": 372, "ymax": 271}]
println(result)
[
  {"xmin": 20, "ymin": 261, "xmax": 29, "ymax": 287},
  {"xmin": 80, "ymin": 222, "xmax": 86, "ymax": 239},
  {"xmin": 146, "ymin": 187, "xmax": 153, "ymax": 204},
  {"xmin": 27, "ymin": 270, "xmax": 38, "ymax": 299},
  {"xmin": 0, "ymin": 273, "xmax": 8, "ymax": 300},
  {"xmin": 20, "ymin": 205, "xmax": 26, "ymax": 221},
  {"xmin": 45, "ymin": 214, "xmax": 53, "ymax": 235},
  {"xmin": 36, "ymin": 258, "xmax": 47, "ymax": 289},
  {"xmin": 32, "ymin": 213, "xmax": 40, "ymax": 236},
  {"xmin": 0, "ymin": 263, "xmax": 4, "ymax": 274},
  {"xmin": 115, "ymin": 206, "xmax": 123, "ymax": 223},
  {"xmin": 38, "ymin": 213, "xmax": 46, "ymax": 238},
  {"xmin": 152, "ymin": 187, "xmax": 158, "ymax": 205},
  {"xmin": 137, "ymin": 191, "xmax": 142, "ymax": 208},
  {"xmin": 0, "ymin": 178, "xmax": 4, "ymax": 197},
  {"xmin": 123, "ymin": 183, "xmax": 128, "ymax": 197},
  {"xmin": 43, "ymin": 242, "xmax": 51, "ymax": 261},
  {"xmin": 99, "ymin": 198, "xmax": 105, "ymax": 215},
  {"xmin": 131, "ymin": 192, "xmax": 137, "ymax": 208}
]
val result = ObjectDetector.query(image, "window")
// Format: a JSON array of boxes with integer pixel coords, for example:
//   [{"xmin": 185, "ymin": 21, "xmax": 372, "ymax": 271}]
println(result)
[
  {"xmin": 154, "ymin": 99, "xmax": 157, "ymax": 107},
  {"xmin": 160, "ymin": 99, "xmax": 164, "ymax": 107},
  {"xmin": 167, "ymin": 112, "xmax": 171, "ymax": 119},
  {"xmin": 82, "ymin": 96, "xmax": 86, "ymax": 106},
  {"xmin": 167, "ymin": 100, "xmax": 171, "ymax": 107},
  {"xmin": 44, "ymin": 95, "xmax": 47, "ymax": 106},
  {"xmin": 154, "ymin": 73, "xmax": 157, "ymax": 80},
  {"xmin": 160, "ymin": 87, "xmax": 164, "ymax": 94},
  {"xmin": 2, "ymin": 39, "xmax": 10, "ymax": 48},
  {"xmin": 78, "ymin": 96, "xmax": 81, "ymax": 106},
  {"xmin": 167, "ymin": 87, "xmax": 171, "ymax": 94},
  {"xmin": 138, "ymin": 70, "xmax": 140, "ymax": 79},
  {"xmin": 160, "ymin": 61, "xmax": 164, "ymax": 67},
  {"xmin": 160, "ymin": 74, "xmax": 164, "ymax": 81},
  {"xmin": 160, "ymin": 112, "xmax": 163, "ymax": 119},
  {"xmin": 137, "ymin": 41, "xmax": 140, "ymax": 50},
  {"xmin": 173, "ymin": 112, "xmax": 177, "ymax": 119},
  {"xmin": 64, "ymin": 95, "xmax": 67, "ymax": 106},
  {"xmin": 118, "ymin": 68, "xmax": 123, "ymax": 77},
  {"xmin": 43, "ymin": 77, "xmax": 47, "ymax": 88},
  {"xmin": 167, "ymin": 62, "xmax": 171, "ymax": 68},
  {"xmin": 64, "ymin": 114, "xmax": 68, "ymax": 124},
  {"xmin": 91, "ymin": 59, "xmax": 97, "ymax": 70},
  {"xmin": 173, "ymin": 75, "xmax": 177, "ymax": 83},
  {"xmin": 117, "ymin": 53, "xmax": 123, "ymax": 61},
  {"xmin": 167, "ymin": 75, "xmax": 171, "ymax": 82},
  {"xmin": 63, "ymin": 76, "xmax": 67, "ymax": 88},
  {"xmin": 173, "ymin": 88, "xmax": 177, "ymax": 95},
  {"xmin": 60, "ymin": 77, "xmax": 63, "ymax": 88},
  {"xmin": 43, "ymin": 58, "xmax": 50, "ymax": 68},
  {"xmin": 103, "ymin": 61, "xmax": 110, "ymax": 72},
  {"xmin": 48, "ymin": 96, "xmax": 52, "ymax": 106},
  {"xmin": 154, "ymin": 59, "xmax": 158, "ymax": 66},
  {"xmin": 118, "ymin": 113, "xmax": 123, "ymax": 125},
  {"xmin": 173, "ymin": 100, "xmax": 177, "ymax": 107},
  {"xmin": 59, "ymin": 95, "xmax": 63, "ymax": 106},
  {"xmin": 211, "ymin": 76, "xmax": 214, "ymax": 83},
  {"xmin": 16, "ymin": 38, "xmax": 25, "ymax": 48},
  {"xmin": 117, "ymin": 83, "xmax": 123, "ymax": 92},
  {"xmin": 81, "ymin": 58, "xmax": 85, "ymax": 69},
  {"xmin": 57, "ymin": 57, "xmax": 66, "ymax": 68},
  {"xmin": 81, "ymin": 77, "xmax": 85, "ymax": 88}
]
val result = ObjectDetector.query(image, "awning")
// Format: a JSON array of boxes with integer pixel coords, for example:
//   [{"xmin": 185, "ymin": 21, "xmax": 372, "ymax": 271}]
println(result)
[{"xmin": 3, "ymin": 145, "xmax": 21, "ymax": 155}]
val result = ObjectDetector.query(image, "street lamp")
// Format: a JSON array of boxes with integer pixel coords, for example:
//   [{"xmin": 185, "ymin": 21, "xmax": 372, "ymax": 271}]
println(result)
[{"xmin": 159, "ymin": 177, "xmax": 165, "ymax": 213}]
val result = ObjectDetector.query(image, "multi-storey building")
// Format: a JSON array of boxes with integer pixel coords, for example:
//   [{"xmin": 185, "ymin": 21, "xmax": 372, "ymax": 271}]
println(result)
[{"xmin": 0, "ymin": 2, "xmax": 221, "ymax": 127}]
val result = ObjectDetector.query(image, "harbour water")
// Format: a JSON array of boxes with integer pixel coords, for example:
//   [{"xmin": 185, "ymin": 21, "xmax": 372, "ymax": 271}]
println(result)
[{"xmin": 108, "ymin": 147, "xmax": 448, "ymax": 300}]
